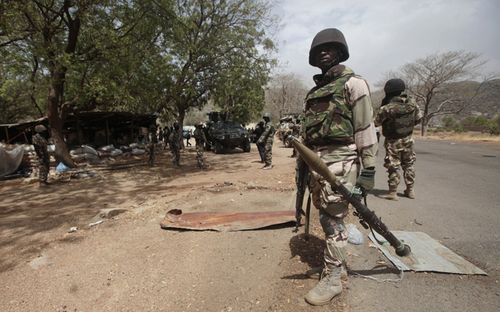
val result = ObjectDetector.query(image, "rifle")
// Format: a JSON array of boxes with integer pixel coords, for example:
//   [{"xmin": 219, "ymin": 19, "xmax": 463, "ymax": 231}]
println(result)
[
  {"xmin": 294, "ymin": 156, "xmax": 310, "ymax": 236},
  {"xmin": 289, "ymin": 136, "xmax": 411, "ymax": 257}
]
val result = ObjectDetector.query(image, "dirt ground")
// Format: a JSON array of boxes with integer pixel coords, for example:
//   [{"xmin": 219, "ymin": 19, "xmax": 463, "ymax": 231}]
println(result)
[{"xmin": 0, "ymin": 142, "xmax": 351, "ymax": 312}]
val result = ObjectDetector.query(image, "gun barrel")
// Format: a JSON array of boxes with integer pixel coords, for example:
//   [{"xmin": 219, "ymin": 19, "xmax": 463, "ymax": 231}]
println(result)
[{"xmin": 289, "ymin": 136, "xmax": 411, "ymax": 257}]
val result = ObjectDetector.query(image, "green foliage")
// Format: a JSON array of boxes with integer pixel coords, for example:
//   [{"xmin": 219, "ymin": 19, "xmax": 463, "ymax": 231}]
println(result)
[
  {"xmin": 487, "ymin": 115, "xmax": 500, "ymax": 135},
  {"xmin": 456, "ymin": 115, "xmax": 499, "ymax": 134},
  {"xmin": 442, "ymin": 116, "xmax": 457, "ymax": 129},
  {"xmin": 0, "ymin": 0, "xmax": 276, "ymax": 127}
]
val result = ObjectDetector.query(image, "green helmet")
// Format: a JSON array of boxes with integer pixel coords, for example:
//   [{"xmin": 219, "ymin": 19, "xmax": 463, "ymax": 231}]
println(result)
[
  {"xmin": 384, "ymin": 78, "xmax": 406, "ymax": 95},
  {"xmin": 263, "ymin": 113, "xmax": 271, "ymax": 120},
  {"xmin": 309, "ymin": 28, "xmax": 349, "ymax": 67}
]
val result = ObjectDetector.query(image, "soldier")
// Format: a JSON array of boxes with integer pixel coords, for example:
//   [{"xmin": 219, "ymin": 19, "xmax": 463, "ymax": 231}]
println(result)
[
  {"xmin": 169, "ymin": 122, "xmax": 181, "ymax": 167},
  {"xmin": 301, "ymin": 28, "xmax": 378, "ymax": 306},
  {"xmin": 148, "ymin": 124, "xmax": 158, "ymax": 166},
  {"xmin": 375, "ymin": 78, "xmax": 423, "ymax": 200},
  {"xmin": 193, "ymin": 123, "xmax": 208, "ymax": 169},
  {"xmin": 257, "ymin": 113, "xmax": 275, "ymax": 169},
  {"xmin": 32, "ymin": 125, "xmax": 50, "ymax": 185},
  {"xmin": 254, "ymin": 121, "xmax": 265, "ymax": 162}
]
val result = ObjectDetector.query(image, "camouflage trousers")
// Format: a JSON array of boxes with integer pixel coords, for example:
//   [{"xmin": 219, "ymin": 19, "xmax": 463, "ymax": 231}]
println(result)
[
  {"xmin": 148, "ymin": 143, "xmax": 156, "ymax": 166},
  {"xmin": 38, "ymin": 157, "xmax": 49, "ymax": 183},
  {"xmin": 383, "ymin": 136, "xmax": 416, "ymax": 190},
  {"xmin": 196, "ymin": 144, "xmax": 206, "ymax": 169},
  {"xmin": 170, "ymin": 145, "xmax": 180, "ymax": 166},
  {"xmin": 263, "ymin": 139, "xmax": 273, "ymax": 166},
  {"xmin": 309, "ymin": 144, "xmax": 359, "ymax": 268}
]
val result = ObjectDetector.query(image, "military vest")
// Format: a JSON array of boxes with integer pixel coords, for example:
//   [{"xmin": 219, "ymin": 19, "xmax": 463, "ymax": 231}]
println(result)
[
  {"xmin": 382, "ymin": 95, "xmax": 417, "ymax": 139},
  {"xmin": 303, "ymin": 68, "xmax": 355, "ymax": 146}
]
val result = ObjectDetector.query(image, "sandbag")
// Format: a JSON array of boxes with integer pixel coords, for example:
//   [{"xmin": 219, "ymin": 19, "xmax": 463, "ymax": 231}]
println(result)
[{"xmin": 0, "ymin": 145, "xmax": 24, "ymax": 177}]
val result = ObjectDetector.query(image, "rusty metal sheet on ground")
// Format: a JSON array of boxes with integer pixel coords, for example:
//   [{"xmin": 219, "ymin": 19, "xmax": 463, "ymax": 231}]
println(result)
[
  {"xmin": 369, "ymin": 231, "xmax": 487, "ymax": 275},
  {"xmin": 160, "ymin": 209, "xmax": 296, "ymax": 232}
]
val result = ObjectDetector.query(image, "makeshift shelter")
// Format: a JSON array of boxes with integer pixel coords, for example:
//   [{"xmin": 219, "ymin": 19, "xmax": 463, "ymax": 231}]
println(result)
[
  {"xmin": 0, "ymin": 112, "xmax": 156, "ymax": 147},
  {"xmin": 0, "ymin": 145, "xmax": 25, "ymax": 178}
]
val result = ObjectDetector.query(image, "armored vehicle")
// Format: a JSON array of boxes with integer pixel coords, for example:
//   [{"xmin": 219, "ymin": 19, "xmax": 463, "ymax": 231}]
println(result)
[{"xmin": 205, "ymin": 112, "xmax": 251, "ymax": 154}]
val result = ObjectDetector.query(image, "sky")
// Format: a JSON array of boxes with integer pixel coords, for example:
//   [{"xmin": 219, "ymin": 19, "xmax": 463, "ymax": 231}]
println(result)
[{"xmin": 271, "ymin": 0, "xmax": 500, "ymax": 89}]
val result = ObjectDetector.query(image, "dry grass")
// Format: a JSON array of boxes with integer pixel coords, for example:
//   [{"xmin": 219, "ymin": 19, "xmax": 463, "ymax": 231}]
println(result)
[{"xmin": 414, "ymin": 131, "xmax": 500, "ymax": 144}]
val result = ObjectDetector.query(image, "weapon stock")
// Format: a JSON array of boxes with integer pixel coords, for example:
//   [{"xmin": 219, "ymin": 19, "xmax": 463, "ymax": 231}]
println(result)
[
  {"xmin": 289, "ymin": 136, "xmax": 411, "ymax": 257},
  {"xmin": 294, "ymin": 157, "xmax": 310, "ymax": 236}
]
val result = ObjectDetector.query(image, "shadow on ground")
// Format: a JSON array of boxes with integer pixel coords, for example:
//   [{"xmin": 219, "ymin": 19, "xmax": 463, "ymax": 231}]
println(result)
[{"xmin": 0, "ymin": 147, "xmax": 259, "ymax": 272}]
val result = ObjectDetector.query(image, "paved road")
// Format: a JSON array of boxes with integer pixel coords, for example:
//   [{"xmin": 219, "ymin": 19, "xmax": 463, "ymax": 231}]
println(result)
[{"xmin": 348, "ymin": 139, "xmax": 500, "ymax": 312}]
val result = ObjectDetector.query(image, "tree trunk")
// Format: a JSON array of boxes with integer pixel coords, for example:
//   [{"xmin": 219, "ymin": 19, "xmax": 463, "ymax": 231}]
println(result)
[
  {"xmin": 47, "ymin": 82, "xmax": 76, "ymax": 168},
  {"xmin": 178, "ymin": 109, "xmax": 185, "ymax": 149}
]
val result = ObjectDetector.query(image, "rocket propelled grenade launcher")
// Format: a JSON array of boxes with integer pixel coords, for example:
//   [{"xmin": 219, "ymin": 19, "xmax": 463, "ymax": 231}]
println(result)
[{"xmin": 289, "ymin": 136, "xmax": 411, "ymax": 257}]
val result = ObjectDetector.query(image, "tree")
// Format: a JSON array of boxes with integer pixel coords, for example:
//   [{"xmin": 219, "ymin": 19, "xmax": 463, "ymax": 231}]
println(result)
[
  {"xmin": 152, "ymin": 0, "xmax": 276, "ymax": 130},
  {"xmin": 265, "ymin": 73, "xmax": 308, "ymax": 121},
  {"xmin": 1, "ymin": 1, "xmax": 105, "ymax": 166},
  {"xmin": 397, "ymin": 51, "xmax": 489, "ymax": 136},
  {"xmin": 0, "ymin": 1, "xmax": 170, "ymax": 163}
]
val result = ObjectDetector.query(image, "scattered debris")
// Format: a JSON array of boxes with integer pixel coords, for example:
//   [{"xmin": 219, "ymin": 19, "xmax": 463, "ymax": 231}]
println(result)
[
  {"xmin": 413, "ymin": 218, "xmax": 423, "ymax": 226},
  {"xmin": 29, "ymin": 254, "xmax": 51, "ymax": 269},
  {"xmin": 89, "ymin": 220, "xmax": 104, "ymax": 227},
  {"xmin": 160, "ymin": 209, "xmax": 296, "ymax": 232},
  {"xmin": 68, "ymin": 227, "xmax": 78, "ymax": 233}
]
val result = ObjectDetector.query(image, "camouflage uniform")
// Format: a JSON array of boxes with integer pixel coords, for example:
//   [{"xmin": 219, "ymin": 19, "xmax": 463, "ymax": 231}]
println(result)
[
  {"xmin": 257, "ymin": 118, "xmax": 275, "ymax": 168},
  {"xmin": 193, "ymin": 125, "xmax": 208, "ymax": 169},
  {"xmin": 169, "ymin": 126, "xmax": 181, "ymax": 166},
  {"xmin": 32, "ymin": 132, "xmax": 50, "ymax": 184},
  {"xmin": 303, "ymin": 64, "xmax": 378, "ymax": 270},
  {"xmin": 375, "ymin": 93, "xmax": 422, "ymax": 195}
]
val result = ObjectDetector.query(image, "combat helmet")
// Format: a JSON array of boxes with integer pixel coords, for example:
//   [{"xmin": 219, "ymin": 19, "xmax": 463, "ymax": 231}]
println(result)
[
  {"xmin": 384, "ymin": 78, "xmax": 406, "ymax": 95},
  {"xmin": 263, "ymin": 113, "xmax": 271, "ymax": 121},
  {"xmin": 309, "ymin": 28, "xmax": 349, "ymax": 67},
  {"xmin": 34, "ymin": 125, "xmax": 47, "ymax": 133}
]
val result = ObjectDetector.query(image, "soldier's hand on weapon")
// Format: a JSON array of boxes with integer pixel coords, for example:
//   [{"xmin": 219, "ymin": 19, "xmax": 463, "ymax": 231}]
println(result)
[{"xmin": 355, "ymin": 167, "xmax": 375, "ymax": 195}]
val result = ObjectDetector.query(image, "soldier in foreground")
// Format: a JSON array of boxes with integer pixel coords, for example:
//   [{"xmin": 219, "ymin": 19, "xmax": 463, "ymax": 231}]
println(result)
[
  {"xmin": 193, "ymin": 123, "xmax": 208, "ymax": 169},
  {"xmin": 375, "ymin": 78, "xmax": 423, "ymax": 200},
  {"xmin": 301, "ymin": 28, "xmax": 378, "ymax": 306},
  {"xmin": 257, "ymin": 113, "xmax": 275, "ymax": 169},
  {"xmin": 32, "ymin": 125, "xmax": 50, "ymax": 185},
  {"xmin": 169, "ymin": 122, "xmax": 181, "ymax": 167}
]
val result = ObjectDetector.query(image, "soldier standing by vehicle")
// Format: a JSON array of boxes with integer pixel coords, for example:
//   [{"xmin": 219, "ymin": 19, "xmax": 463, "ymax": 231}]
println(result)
[
  {"xmin": 257, "ymin": 113, "xmax": 275, "ymax": 169},
  {"xmin": 300, "ymin": 28, "xmax": 378, "ymax": 306},
  {"xmin": 375, "ymin": 78, "xmax": 423, "ymax": 200},
  {"xmin": 148, "ymin": 124, "xmax": 158, "ymax": 166},
  {"xmin": 169, "ymin": 122, "xmax": 181, "ymax": 167},
  {"xmin": 193, "ymin": 123, "xmax": 208, "ymax": 169},
  {"xmin": 32, "ymin": 125, "xmax": 50, "ymax": 185}
]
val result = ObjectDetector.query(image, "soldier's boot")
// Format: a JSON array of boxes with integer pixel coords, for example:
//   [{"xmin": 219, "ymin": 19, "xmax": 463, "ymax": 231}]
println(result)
[
  {"xmin": 304, "ymin": 265, "xmax": 343, "ymax": 306},
  {"xmin": 262, "ymin": 164, "xmax": 273, "ymax": 170},
  {"xmin": 404, "ymin": 187, "xmax": 415, "ymax": 199},
  {"xmin": 306, "ymin": 265, "xmax": 348, "ymax": 281},
  {"xmin": 383, "ymin": 188, "xmax": 398, "ymax": 201}
]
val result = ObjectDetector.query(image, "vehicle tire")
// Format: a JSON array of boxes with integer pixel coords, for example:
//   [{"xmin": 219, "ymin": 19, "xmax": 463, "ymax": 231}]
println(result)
[
  {"xmin": 243, "ymin": 141, "xmax": 251, "ymax": 153},
  {"xmin": 214, "ymin": 142, "xmax": 224, "ymax": 154}
]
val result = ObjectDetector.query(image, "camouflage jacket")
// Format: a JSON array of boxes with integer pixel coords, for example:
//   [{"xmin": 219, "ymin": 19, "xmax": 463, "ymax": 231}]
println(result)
[
  {"xmin": 303, "ymin": 65, "xmax": 378, "ymax": 168},
  {"xmin": 193, "ymin": 127, "xmax": 207, "ymax": 144},
  {"xmin": 32, "ymin": 133, "xmax": 49, "ymax": 160},
  {"xmin": 257, "ymin": 122, "xmax": 275, "ymax": 144},
  {"xmin": 375, "ymin": 94, "xmax": 422, "ymax": 139}
]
